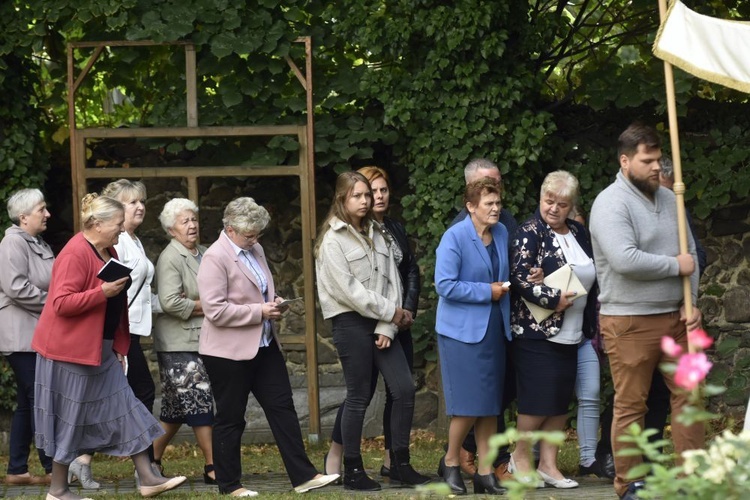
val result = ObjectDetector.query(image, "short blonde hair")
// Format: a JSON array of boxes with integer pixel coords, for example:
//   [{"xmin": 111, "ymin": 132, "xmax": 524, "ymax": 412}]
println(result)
[
  {"xmin": 100, "ymin": 179, "xmax": 147, "ymax": 203},
  {"xmin": 80, "ymin": 193, "xmax": 124, "ymax": 229},
  {"xmin": 540, "ymin": 170, "xmax": 579, "ymax": 204},
  {"xmin": 222, "ymin": 197, "xmax": 270, "ymax": 233}
]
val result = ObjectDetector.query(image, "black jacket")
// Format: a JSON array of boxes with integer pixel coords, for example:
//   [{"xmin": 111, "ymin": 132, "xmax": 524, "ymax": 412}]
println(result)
[{"xmin": 383, "ymin": 217, "xmax": 420, "ymax": 315}]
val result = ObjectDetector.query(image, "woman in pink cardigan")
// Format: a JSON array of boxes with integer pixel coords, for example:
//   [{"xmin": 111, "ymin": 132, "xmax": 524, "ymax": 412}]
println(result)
[{"xmin": 197, "ymin": 197, "xmax": 338, "ymax": 497}]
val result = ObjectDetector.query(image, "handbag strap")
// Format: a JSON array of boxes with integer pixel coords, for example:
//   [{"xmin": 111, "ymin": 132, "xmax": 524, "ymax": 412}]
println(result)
[{"xmin": 128, "ymin": 277, "xmax": 147, "ymax": 308}]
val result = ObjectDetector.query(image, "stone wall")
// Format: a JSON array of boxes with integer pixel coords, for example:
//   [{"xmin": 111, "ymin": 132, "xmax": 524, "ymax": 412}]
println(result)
[{"xmin": 695, "ymin": 203, "xmax": 750, "ymax": 423}]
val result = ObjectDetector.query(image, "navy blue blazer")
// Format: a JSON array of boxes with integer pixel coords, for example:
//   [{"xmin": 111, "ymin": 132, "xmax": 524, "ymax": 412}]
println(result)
[{"xmin": 435, "ymin": 215, "xmax": 512, "ymax": 343}]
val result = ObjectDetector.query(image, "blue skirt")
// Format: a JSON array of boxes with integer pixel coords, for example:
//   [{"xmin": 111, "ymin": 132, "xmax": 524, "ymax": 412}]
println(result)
[
  {"xmin": 438, "ymin": 315, "xmax": 506, "ymax": 417},
  {"xmin": 34, "ymin": 339, "xmax": 164, "ymax": 464}
]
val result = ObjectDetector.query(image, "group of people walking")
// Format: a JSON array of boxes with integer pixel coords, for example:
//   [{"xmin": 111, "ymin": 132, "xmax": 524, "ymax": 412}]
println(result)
[
  {"xmin": 432, "ymin": 123, "xmax": 704, "ymax": 499},
  {"xmin": 0, "ymin": 122, "xmax": 706, "ymax": 500},
  {"xmin": 0, "ymin": 184, "xmax": 339, "ymax": 499}
]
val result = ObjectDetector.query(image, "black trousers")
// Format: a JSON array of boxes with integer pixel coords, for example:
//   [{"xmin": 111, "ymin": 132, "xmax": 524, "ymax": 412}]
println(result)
[
  {"xmin": 126, "ymin": 334, "xmax": 156, "ymax": 462},
  {"xmin": 6, "ymin": 352, "xmax": 53, "ymax": 474},
  {"xmin": 331, "ymin": 312, "xmax": 415, "ymax": 459},
  {"xmin": 331, "ymin": 327, "xmax": 414, "ymax": 450},
  {"xmin": 202, "ymin": 341, "xmax": 317, "ymax": 493}
]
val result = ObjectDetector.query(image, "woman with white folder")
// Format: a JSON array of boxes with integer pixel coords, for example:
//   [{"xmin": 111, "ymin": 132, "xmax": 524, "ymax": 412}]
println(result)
[{"xmin": 508, "ymin": 170, "xmax": 599, "ymax": 489}]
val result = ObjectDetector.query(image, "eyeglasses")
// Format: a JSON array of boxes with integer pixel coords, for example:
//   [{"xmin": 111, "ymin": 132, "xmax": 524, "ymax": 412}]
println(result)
[{"xmin": 233, "ymin": 227, "xmax": 262, "ymax": 242}]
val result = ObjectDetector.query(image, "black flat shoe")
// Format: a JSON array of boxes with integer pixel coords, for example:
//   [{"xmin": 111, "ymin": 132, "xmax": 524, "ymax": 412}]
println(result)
[
  {"xmin": 440, "ymin": 455, "xmax": 466, "ymax": 495},
  {"xmin": 380, "ymin": 464, "xmax": 390, "ymax": 478},
  {"xmin": 473, "ymin": 472, "xmax": 506, "ymax": 495},
  {"xmin": 579, "ymin": 460, "xmax": 613, "ymax": 479},
  {"xmin": 203, "ymin": 464, "xmax": 217, "ymax": 485},
  {"xmin": 595, "ymin": 451, "xmax": 616, "ymax": 480}
]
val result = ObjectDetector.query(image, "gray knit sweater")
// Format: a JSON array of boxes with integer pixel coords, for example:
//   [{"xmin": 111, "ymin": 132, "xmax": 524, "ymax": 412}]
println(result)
[{"xmin": 590, "ymin": 171, "xmax": 699, "ymax": 316}]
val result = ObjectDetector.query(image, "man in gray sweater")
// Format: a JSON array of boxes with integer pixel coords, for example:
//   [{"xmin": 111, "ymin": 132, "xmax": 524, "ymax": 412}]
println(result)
[{"xmin": 589, "ymin": 123, "xmax": 704, "ymax": 500}]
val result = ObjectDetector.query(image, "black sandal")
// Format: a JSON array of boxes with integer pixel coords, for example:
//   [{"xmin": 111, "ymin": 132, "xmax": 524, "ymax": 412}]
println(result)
[{"xmin": 204, "ymin": 464, "xmax": 217, "ymax": 485}]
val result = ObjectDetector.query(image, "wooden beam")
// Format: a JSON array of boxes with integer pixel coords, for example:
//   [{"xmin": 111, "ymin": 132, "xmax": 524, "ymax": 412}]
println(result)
[
  {"xmin": 303, "ymin": 37, "xmax": 317, "ymax": 239},
  {"xmin": 75, "ymin": 135, "xmax": 87, "ymax": 224},
  {"xmin": 79, "ymin": 125, "xmax": 301, "ymax": 138},
  {"xmin": 285, "ymin": 55, "xmax": 307, "ymax": 91},
  {"xmin": 185, "ymin": 45, "xmax": 199, "ymax": 127},
  {"xmin": 69, "ymin": 40, "xmax": 193, "ymax": 48},
  {"xmin": 72, "ymin": 46, "xmax": 105, "ymax": 94},
  {"xmin": 67, "ymin": 44, "xmax": 80, "ymax": 229},
  {"xmin": 657, "ymin": 0, "xmax": 694, "ymax": 344},
  {"xmin": 299, "ymin": 139, "xmax": 320, "ymax": 439},
  {"xmin": 82, "ymin": 166, "xmax": 302, "ymax": 179}
]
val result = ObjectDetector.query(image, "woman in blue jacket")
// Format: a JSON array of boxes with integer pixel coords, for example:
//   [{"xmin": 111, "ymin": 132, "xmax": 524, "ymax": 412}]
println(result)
[{"xmin": 435, "ymin": 177, "xmax": 511, "ymax": 496}]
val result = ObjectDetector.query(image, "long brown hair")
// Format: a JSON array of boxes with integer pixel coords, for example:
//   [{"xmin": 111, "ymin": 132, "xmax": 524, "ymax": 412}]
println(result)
[{"xmin": 314, "ymin": 171, "xmax": 373, "ymax": 257}]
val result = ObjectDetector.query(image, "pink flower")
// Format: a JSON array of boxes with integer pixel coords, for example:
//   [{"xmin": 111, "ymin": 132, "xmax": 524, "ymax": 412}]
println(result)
[
  {"xmin": 688, "ymin": 328, "xmax": 714, "ymax": 350},
  {"xmin": 674, "ymin": 352, "xmax": 713, "ymax": 391},
  {"xmin": 661, "ymin": 336, "xmax": 683, "ymax": 357}
]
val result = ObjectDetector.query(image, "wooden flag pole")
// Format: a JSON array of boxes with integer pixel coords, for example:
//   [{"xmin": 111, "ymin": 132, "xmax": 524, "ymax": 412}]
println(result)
[{"xmin": 658, "ymin": 0, "xmax": 695, "ymax": 351}]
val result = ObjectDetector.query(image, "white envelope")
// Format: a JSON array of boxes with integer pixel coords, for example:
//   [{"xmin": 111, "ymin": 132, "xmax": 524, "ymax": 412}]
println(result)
[{"xmin": 522, "ymin": 263, "xmax": 588, "ymax": 323}]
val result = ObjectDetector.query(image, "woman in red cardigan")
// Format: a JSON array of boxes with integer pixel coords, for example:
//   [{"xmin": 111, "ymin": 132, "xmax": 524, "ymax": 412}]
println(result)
[{"xmin": 31, "ymin": 194, "xmax": 186, "ymax": 500}]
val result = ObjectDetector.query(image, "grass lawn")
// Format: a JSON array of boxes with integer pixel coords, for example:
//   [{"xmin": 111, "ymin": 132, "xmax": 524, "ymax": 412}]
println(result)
[{"xmin": 1, "ymin": 429, "xmax": 593, "ymax": 499}]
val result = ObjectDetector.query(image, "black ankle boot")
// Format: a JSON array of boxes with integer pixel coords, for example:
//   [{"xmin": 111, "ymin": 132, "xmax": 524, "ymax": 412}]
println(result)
[
  {"xmin": 473, "ymin": 472, "xmax": 507, "ymax": 495},
  {"xmin": 388, "ymin": 449, "xmax": 431, "ymax": 486},
  {"xmin": 439, "ymin": 455, "xmax": 467, "ymax": 495},
  {"xmin": 343, "ymin": 455, "xmax": 381, "ymax": 491}
]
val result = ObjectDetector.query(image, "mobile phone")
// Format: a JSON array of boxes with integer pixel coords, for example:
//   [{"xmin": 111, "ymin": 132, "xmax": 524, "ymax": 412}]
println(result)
[{"xmin": 277, "ymin": 297, "xmax": 303, "ymax": 307}]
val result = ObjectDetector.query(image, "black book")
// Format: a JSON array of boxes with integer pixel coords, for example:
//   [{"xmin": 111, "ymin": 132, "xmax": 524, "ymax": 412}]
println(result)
[{"xmin": 97, "ymin": 257, "xmax": 133, "ymax": 282}]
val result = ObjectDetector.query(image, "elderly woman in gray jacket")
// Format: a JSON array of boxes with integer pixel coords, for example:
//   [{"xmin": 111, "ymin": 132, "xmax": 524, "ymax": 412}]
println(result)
[
  {"xmin": 315, "ymin": 171, "xmax": 429, "ymax": 491},
  {"xmin": 0, "ymin": 188, "xmax": 54, "ymax": 485},
  {"xmin": 151, "ymin": 198, "xmax": 215, "ymax": 483}
]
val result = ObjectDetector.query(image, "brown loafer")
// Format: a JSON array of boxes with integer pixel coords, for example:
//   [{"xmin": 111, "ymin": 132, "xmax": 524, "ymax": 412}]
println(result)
[
  {"xmin": 6, "ymin": 473, "xmax": 51, "ymax": 485},
  {"xmin": 459, "ymin": 447, "xmax": 477, "ymax": 476},
  {"xmin": 494, "ymin": 461, "xmax": 514, "ymax": 482}
]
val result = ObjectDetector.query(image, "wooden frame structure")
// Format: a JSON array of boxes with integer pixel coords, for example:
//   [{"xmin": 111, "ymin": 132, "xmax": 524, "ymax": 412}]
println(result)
[{"xmin": 67, "ymin": 38, "xmax": 322, "ymax": 440}]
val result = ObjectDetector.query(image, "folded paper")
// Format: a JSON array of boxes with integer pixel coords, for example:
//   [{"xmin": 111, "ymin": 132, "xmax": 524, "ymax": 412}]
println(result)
[{"xmin": 522, "ymin": 263, "xmax": 588, "ymax": 323}]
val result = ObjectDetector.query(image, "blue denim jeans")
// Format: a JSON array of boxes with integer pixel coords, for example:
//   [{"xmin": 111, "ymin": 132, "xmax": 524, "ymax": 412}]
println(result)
[{"xmin": 575, "ymin": 339, "xmax": 600, "ymax": 467}]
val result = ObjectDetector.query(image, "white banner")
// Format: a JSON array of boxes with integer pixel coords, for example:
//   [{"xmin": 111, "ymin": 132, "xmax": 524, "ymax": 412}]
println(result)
[{"xmin": 653, "ymin": 0, "xmax": 750, "ymax": 93}]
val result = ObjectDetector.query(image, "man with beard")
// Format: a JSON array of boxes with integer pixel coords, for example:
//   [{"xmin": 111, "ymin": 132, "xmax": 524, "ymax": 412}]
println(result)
[{"xmin": 589, "ymin": 123, "xmax": 704, "ymax": 500}]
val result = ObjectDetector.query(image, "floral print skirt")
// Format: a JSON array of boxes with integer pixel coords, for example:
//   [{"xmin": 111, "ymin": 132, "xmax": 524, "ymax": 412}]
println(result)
[{"xmin": 157, "ymin": 352, "xmax": 214, "ymax": 426}]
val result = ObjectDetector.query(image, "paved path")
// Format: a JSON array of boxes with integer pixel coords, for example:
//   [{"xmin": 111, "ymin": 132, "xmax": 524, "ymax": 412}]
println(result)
[{"xmin": 2, "ymin": 473, "xmax": 617, "ymax": 498}]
